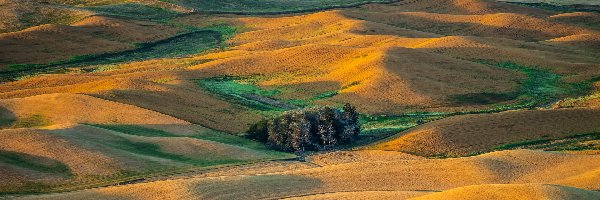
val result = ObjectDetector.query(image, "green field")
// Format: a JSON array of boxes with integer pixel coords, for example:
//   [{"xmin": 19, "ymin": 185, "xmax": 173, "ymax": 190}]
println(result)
[
  {"xmin": 0, "ymin": 150, "xmax": 71, "ymax": 175},
  {"xmin": 197, "ymin": 76, "xmax": 360, "ymax": 113}
]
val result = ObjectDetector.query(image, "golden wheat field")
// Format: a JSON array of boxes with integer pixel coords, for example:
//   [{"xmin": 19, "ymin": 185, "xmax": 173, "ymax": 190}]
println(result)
[{"xmin": 0, "ymin": 0, "xmax": 599, "ymax": 199}]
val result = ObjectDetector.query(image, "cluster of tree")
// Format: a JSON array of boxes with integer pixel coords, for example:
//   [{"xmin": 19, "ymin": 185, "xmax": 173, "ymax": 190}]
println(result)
[{"xmin": 247, "ymin": 104, "xmax": 360, "ymax": 152}]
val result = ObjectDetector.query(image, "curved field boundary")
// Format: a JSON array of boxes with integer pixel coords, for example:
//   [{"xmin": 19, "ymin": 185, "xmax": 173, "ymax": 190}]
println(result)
[
  {"xmin": 0, "ymin": 29, "xmax": 223, "ymax": 82},
  {"xmin": 0, "ymin": 157, "xmax": 300, "ymax": 198},
  {"xmin": 505, "ymin": 2, "xmax": 600, "ymax": 13},
  {"xmin": 183, "ymin": 0, "xmax": 404, "ymax": 16}
]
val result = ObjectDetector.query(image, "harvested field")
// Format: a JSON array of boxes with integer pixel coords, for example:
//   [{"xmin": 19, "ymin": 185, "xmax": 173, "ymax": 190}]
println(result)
[
  {"xmin": 370, "ymin": 108, "xmax": 600, "ymax": 157},
  {"xmin": 2, "ymin": 0, "xmax": 600, "ymax": 198},
  {"xmin": 14, "ymin": 150, "xmax": 600, "ymax": 199}
]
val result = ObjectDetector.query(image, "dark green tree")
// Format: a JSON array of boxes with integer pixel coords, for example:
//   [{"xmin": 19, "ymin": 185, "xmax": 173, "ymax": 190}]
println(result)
[
  {"xmin": 342, "ymin": 103, "xmax": 361, "ymax": 138},
  {"xmin": 247, "ymin": 105, "xmax": 361, "ymax": 152}
]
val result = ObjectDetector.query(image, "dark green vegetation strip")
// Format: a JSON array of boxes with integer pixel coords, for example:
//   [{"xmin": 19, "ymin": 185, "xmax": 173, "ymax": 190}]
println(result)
[
  {"xmin": 197, "ymin": 76, "xmax": 359, "ymax": 113},
  {"xmin": 453, "ymin": 61, "xmax": 592, "ymax": 110},
  {"xmin": 2, "ymin": 25, "xmax": 236, "ymax": 82},
  {"xmin": 0, "ymin": 150, "xmax": 71, "ymax": 174},
  {"xmin": 89, "ymin": 124, "xmax": 283, "ymax": 153},
  {"xmin": 197, "ymin": 76, "xmax": 296, "ymax": 112},
  {"xmin": 360, "ymin": 62, "xmax": 598, "ymax": 148},
  {"xmin": 91, "ymin": 124, "xmax": 176, "ymax": 137},
  {"xmin": 175, "ymin": 0, "xmax": 400, "ymax": 14},
  {"xmin": 0, "ymin": 124, "xmax": 292, "ymax": 195},
  {"xmin": 507, "ymin": 2, "xmax": 600, "ymax": 13},
  {"xmin": 198, "ymin": 61, "xmax": 599, "ymax": 152},
  {"xmin": 12, "ymin": 115, "xmax": 51, "ymax": 128},
  {"xmin": 495, "ymin": 132, "xmax": 600, "ymax": 151}
]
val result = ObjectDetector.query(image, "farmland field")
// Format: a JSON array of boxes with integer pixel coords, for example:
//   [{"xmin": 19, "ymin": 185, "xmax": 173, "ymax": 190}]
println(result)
[{"xmin": 1, "ymin": 0, "xmax": 600, "ymax": 199}]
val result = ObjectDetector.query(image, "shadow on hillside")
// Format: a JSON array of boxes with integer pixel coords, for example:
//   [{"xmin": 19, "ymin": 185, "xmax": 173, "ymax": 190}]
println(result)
[
  {"xmin": 343, "ymin": 10, "xmax": 575, "ymax": 42},
  {"xmin": 37, "ymin": 174, "xmax": 323, "ymax": 199},
  {"xmin": 0, "ymin": 106, "xmax": 16, "ymax": 128}
]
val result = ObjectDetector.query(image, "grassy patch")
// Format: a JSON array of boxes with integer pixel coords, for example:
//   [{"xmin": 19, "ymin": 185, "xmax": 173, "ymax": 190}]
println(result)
[
  {"xmin": 472, "ymin": 61, "xmax": 591, "ymax": 110},
  {"xmin": 90, "ymin": 124, "xmax": 285, "ymax": 154},
  {"xmin": 353, "ymin": 114, "xmax": 446, "ymax": 148},
  {"xmin": 495, "ymin": 139, "xmax": 553, "ymax": 150},
  {"xmin": 312, "ymin": 81, "xmax": 360, "ymax": 100},
  {"xmin": 92, "ymin": 124, "xmax": 176, "ymax": 137},
  {"xmin": 97, "ymin": 133, "xmax": 245, "ymax": 166},
  {"xmin": 12, "ymin": 115, "xmax": 51, "ymax": 128},
  {"xmin": 198, "ymin": 77, "xmax": 357, "ymax": 111},
  {"xmin": 360, "ymin": 114, "xmax": 444, "ymax": 132},
  {"xmin": 508, "ymin": 2, "xmax": 600, "ymax": 13},
  {"xmin": 2, "ymin": 25, "xmax": 236, "ymax": 82},
  {"xmin": 111, "ymin": 139, "xmax": 194, "ymax": 163},
  {"xmin": 554, "ymin": 77, "xmax": 600, "ymax": 108},
  {"xmin": 558, "ymin": 91, "xmax": 600, "ymax": 107},
  {"xmin": 0, "ymin": 150, "xmax": 71, "ymax": 174},
  {"xmin": 198, "ymin": 76, "xmax": 288, "ymax": 111},
  {"xmin": 89, "ymin": 30, "xmax": 222, "ymax": 65},
  {"xmin": 495, "ymin": 132, "xmax": 600, "ymax": 151}
]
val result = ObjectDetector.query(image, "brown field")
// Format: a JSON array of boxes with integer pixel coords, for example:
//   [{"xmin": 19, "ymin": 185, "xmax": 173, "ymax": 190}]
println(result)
[
  {"xmin": 1, "ymin": 0, "xmax": 600, "ymax": 198},
  {"xmin": 0, "ymin": 16, "xmax": 180, "ymax": 67}
]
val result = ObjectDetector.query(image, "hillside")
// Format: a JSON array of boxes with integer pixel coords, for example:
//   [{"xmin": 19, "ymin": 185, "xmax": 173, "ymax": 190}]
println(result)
[
  {"xmin": 369, "ymin": 108, "xmax": 600, "ymax": 157},
  {"xmin": 0, "ymin": 0, "xmax": 599, "ymax": 198},
  {"xmin": 13, "ymin": 150, "xmax": 600, "ymax": 199}
]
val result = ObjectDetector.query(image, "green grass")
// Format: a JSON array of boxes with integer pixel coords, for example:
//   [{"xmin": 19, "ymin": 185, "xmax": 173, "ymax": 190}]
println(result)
[
  {"xmin": 0, "ymin": 150, "xmax": 71, "ymax": 174},
  {"xmin": 77, "ymin": 128, "xmax": 247, "ymax": 166},
  {"xmin": 12, "ymin": 115, "xmax": 51, "ymax": 128},
  {"xmin": 91, "ymin": 124, "xmax": 176, "ymax": 137},
  {"xmin": 198, "ymin": 76, "xmax": 358, "ymax": 112},
  {"xmin": 90, "ymin": 124, "xmax": 287, "ymax": 154},
  {"xmin": 198, "ymin": 76, "xmax": 287, "ymax": 111},
  {"xmin": 559, "ymin": 90, "xmax": 600, "ymax": 107},
  {"xmin": 357, "ymin": 62, "xmax": 598, "ymax": 148},
  {"xmin": 312, "ymin": 81, "xmax": 360, "ymax": 100},
  {"xmin": 495, "ymin": 139, "xmax": 553, "ymax": 150},
  {"xmin": 0, "ymin": 124, "xmax": 293, "ymax": 195},
  {"xmin": 2, "ymin": 25, "xmax": 236, "ymax": 82},
  {"xmin": 358, "ymin": 114, "xmax": 445, "ymax": 138},
  {"xmin": 495, "ymin": 132, "xmax": 600, "ymax": 151},
  {"xmin": 111, "ymin": 139, "xmax": 202, "ymax": 164},
  {"xmin": 84, "ymin": 29, "xmax": 222, "ymax": 65},
  {"xmin": 508, "ymin": 2, "xmax": 600, "ymax": 13},
  {"xmin": 469, "ymin": 61, "xmax": 592, "ymax": 110},
  {"xmin": 198, "ymin": 62, "xmax": 595, "ymax": 145}
]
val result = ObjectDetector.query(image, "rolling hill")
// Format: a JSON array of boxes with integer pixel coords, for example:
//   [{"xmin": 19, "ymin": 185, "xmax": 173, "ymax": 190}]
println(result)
[
  {"xmin": 12, "ymin": 150, "xmax": 600, "ymax": 199},
  {"xmin": 0, "ymin": 0, "xmax": 599, "ymax": 198}
]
